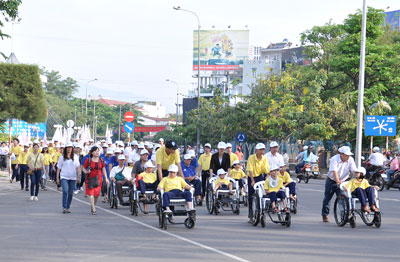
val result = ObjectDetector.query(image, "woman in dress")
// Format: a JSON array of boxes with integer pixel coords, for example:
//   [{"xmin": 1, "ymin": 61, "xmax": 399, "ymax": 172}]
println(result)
[{"xmin": 82, "ymin": 146, "xmax": 108, "ymax": 215}]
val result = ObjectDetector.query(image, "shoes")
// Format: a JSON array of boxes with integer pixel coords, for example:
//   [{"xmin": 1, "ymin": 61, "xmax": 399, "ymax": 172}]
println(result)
[
  {"xmin": 197, "ymin": 201, "xmax": 202, "ymax": 206},
  {"xmin": 63, "ymin": 209, "xmax": 67, "ymax": 214},
  {"xmin": 25, "ymin": 188, "xmax": 29, "ymax": 191},
  {"xmin": 43, "ymin": 188, "xmax": 47, "ymax": 191},
  {"xmin": 74, "ymin": 190, "xmax": 79, "ymax": 195},
  {"xmin": 30, "ymin": 196, "xmax": 34, "ymax": 201},
  {"xmin": 164, "ymin": 209, "xmax": 172, "ymax": 214},
  {"xmin": 65, "ymin": 209, "xmax": 71, "ymax": 213},
  {"xmin": 34, "ymin": 196, "xmax": 38, "ymax": 201},
  {"xmin": 322, "ymin": 215, "xmax": 329, "ymax": 222},
  {"xmin": 20, "ymin": 188, "xmax": 23, "ymax": 190}
]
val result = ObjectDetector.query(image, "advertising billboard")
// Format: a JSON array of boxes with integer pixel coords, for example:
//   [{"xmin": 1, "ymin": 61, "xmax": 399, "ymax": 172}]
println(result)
[
  {"xmin": 385, "ymin": 10, "xmax": 400, "ymax": 31},
  {"xmin": 2, "ymin": 119, "xmax": 47, "ymax": 138},
  {"xmin": 193, "ymin": 30, "xmax": 249, "ymax": 71}
]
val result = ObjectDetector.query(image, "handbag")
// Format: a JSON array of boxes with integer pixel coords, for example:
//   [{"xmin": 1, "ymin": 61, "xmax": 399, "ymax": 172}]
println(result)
[
  {"xmin": 27, "ymin": 154, "xmax": 39, "ymax": 175},
  {"xmin": 114, "ymin": 167, "xmax": 126, "ymax": 181}
]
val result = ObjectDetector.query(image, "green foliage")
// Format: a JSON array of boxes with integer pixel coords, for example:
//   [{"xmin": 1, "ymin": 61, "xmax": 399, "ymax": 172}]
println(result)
[
  {"xmin": 0, "ymin": 0, "xmax": 22, "ymax": 57},
  {"xmin": 0, "ymin": 63, "xmax": 47, "ymax": 123},
  {"xmin": 40, "ymin": 68, "xmax": 79, "ymax": 100}
]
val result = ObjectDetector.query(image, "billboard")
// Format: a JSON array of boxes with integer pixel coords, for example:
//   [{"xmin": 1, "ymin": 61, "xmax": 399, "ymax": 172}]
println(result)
[
  {"xmin": 193, "ymin": 30, "xmax": 249, "ymax": 71},
  {"xmin": 385, "ymin": 10, "xmax": 400, "ymax": 31},
  {"xmin": 2, "ymin": 119, "xmax": 47, "ymax": 138},
  {"xmin": 281, "ymin": 47, "xmax": 311, "ymax": 70}
]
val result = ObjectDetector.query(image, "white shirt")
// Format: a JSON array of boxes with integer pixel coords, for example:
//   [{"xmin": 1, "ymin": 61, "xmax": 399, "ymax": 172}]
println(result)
[
  {"xmin": 327, "ymin": 154, "xmax": 356, "ymax": 181},
  {"xmin": 265, "ymin": 152, "xmax": 284, "ymax": 168},
  {"xmin": 282, "ymin": 153, "xmax": 289, "ymax": 166},
  {"xmin": 124, "ymin": 147, "xmax": 132, "ymax": 156},
  {"xmin": 57, "ymin": 156, "xmax": 80, "ymax": 180},
  {"xmin": 368, "ymin": 152, "xmax": 385, "ymax": 167},
  {"xmin": 128, "ymin": 151, "xmax": 140, "ymax": 163},
  {"xmin": 0, "ymin": 146, "xmax": 9, "ymax": 155},
  {"xmin": 110, "ymin": 165, "xmax": 132, "ymax": 180}
]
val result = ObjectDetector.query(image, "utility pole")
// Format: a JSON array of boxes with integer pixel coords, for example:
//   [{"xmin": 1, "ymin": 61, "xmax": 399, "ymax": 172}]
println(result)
[
  {"xmin": 93, "ymin": 98, "xmax": 96, "ymax": 142},
  {"xmin": 118, "ymin": 104, "xmax": 122, "ymax": 141}
]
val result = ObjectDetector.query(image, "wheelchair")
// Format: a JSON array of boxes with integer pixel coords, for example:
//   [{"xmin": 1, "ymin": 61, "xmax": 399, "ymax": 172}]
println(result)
[
  {"xmin": 249, "ymin": 181, "xmax": 291, "ymax": 228},
  {"xmin": 130, "ymin": 179, "xmax": 158, "ymax": 216},
  {"xmin": 156, "ymin": 189, "xmax": 196, "ymax": 230},
  {"xmin": 109, "ymin": 181, "xmax": 133, "ymax": 209},
  {"xmin": 206, "ymin": 177, "xmax": 240, "ymax": 215},
  {"xmin": 333, "ymin": 182, "xmax": 381, "ymax": 228}
]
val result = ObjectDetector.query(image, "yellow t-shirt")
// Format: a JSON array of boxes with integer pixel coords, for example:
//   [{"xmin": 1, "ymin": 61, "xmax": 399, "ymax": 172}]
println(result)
[
  {"xmin": 48, "ymin": 147, "xmax": 56, "ymax": 155},
  {"xmin": 344, "ymin": 178, "xmax": 370, "ymax": 192},
  {"xmin": 10, "ymin": 146, "xmax": 23, "ymax": 164},
  {"xmin": 230, "ymin": 169, "xmax": 246, "ymax": 180},
  {"xmin": 229, "ymin": 153, "xmax": 239, "ymax": 166},
  {"xmin": 214, "ymin": 177, "xmax": 230, "ymax": 187},
  {"xmin": 18, "ymin": 151, "xmax": 30, "ymax": 165},
  {"xmin": 158, "ymin": 176, "xmax": 187, "ymax": 192},
  {"xmin": 28, "ymin": 147, "xmax": 41, "ymax": 153},
  {"xmin": 27, "ymin": 153, "xmax": 44, "ymax": 169},
  {"xmin": 198, "ymin": 153, "xmax": 212, "ymax": 171},
  {"xmin": 43, "ymin": 153, "xmax": 52, "ymax": 166},
  {"xmin": 156, "ymin": 146, "xmax": 180, "ymax": 170},
  {"xmin": 279, "ymin": 171, "xmax": 292, "ymax": 184},
  {"xmin": 52, "ymin": 152, "xmax": 61, "ymax": 163},
  {"xmin": 139, "ymin": 171, "xmax": 157, "ymax": 184},
  {"xmin": 246, "ymin": 154, "xmax": 270, "ymax": 178},
  {"xmin": 264, "ymin": 176, "xmax": 284, "ymax": 192}
]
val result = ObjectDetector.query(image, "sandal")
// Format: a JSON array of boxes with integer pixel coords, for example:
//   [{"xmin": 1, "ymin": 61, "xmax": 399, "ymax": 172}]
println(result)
[
  {"xmin": 284, "ymin": 207, "xmax": 289, "ymax": 213},
  {"xmin": 272, "ymin": 207, "xmax": 279, "ymax": 213}
]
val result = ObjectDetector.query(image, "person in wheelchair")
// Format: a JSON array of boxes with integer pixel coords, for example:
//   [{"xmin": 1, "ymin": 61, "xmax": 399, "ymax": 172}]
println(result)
[
  {"xmin": 157, "ymin": 164, "xmax": 194, "ymax": 214},
  {"xmin": 279, "ymin": 163, "xmax": 296, "ymax": 201},
  {"xmin": 213, "ymin": 169, "xmax": 234, "ymax": 195},
  {"xmin": 343, "ymin": 167, "xmax": 379, "ymax": 213},
  {"xmin": 264, "ymin": 165, "xmax": 289, "ymax": 213},
  {"xmin": 110, "ymin": 155, "xmax": 133, "ymax": 207},
  {"xmin": 181, "ymin": 154, "xmax": 202, "ymax": 205},
  {"xmin": 229, "ymin": 160, "xmax": 246, "ymax": 196},
  {"xmin": 137, "ymin": 160, "xmax": 158, "ymax": 214}
]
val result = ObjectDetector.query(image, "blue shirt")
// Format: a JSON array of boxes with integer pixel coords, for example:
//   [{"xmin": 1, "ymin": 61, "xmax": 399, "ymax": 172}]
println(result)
[
  {"xmin": 100, "ymin": 154, "xmax": 112, "ymax": 179},
  {"xmin": 81, "ymin": 154, "xmax": 90, "ymax": 166},
  {"xmin": 190, "ymin": 157, "xmax": 199, "ymax": 168},
  {"xmin": 181, "ymin": 160, "xmax": 197, "ymax": 178},
  {"xmin": 109, "ymin": 155, "xmax": 119, "ymax": 168}
]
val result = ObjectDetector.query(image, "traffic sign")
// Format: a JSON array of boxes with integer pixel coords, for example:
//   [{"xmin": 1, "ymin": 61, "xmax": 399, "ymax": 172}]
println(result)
[
  {"xmin": 66, "ymin": 120, "xmax": 74, "ymax": 128},
  {"xmin": 67, "ymin": 127, "xmax": 74, "ymax": 134},
  {"xmin": 365, "ymin": 115, "xmax": 397, "ymax": 136},
  {"xmin": 123, "ymin": 122, "xmax": 134, "ymax": 133},
  {"xmin": 237, "ymin": 132, "xmax": 246, "ymax": 143},
  {"xmin": 124, "ymin": 111, "xmax": 135, "ymax": 122}
]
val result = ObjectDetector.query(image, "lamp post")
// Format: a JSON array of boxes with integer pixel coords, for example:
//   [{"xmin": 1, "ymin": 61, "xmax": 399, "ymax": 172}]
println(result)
[
  {"xmin": 166, "ymin": 79, "xmax": 179, "ymax": 125},
  {"xmin": 85, "ymin": 78, "xmax": 98, "ymax": 117},
  {"xmin": 173, "ymin": 6, "xmax": 201, "ymax": 155},
  {"xmin": 355, "ymin": 0, "xmax": 367, "ymax": 167}
]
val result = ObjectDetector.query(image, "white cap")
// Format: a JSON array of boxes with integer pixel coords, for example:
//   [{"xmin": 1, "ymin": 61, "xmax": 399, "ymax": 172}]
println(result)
[
  {"xmin": 354, "ymin": 166, "xmax": 366, "ymax": 175},
  {"xmin": 217, "ymin": 169, "xmax": 227, "ymax": 176},
  {"xmin": 144, "ymin": 141, "xmax": 149, "ymax": 146},
  {"xmin": 106, "ymin": 149, "xmax": 113, "ymax": 154},
  {"xmin": 102, "ymin": 144, "xmax": 108, "ymax": 148},
  {"xmin": 144, "ymin": 160, "xmax": 155, "ymax": 169},
  {"xmin": 118, "ymin": 155, "xmax": 126, "ymax": 160},
  {"xmin": 131, "ymin": 141, "xmax": 138, "ymax": 146},
  {"xmin": 159, "ymin": 138, "xmax": 164, "ymax": 142},
  {"xmin": 147, "ymin": 144, "xmax": 153, "ymax": 149},
  {"xmin": 338, "ymin": 146, "xmax": 353, "ymax": 156},
  {"xmin": 184, "ymin": 154, "xmax": 192, "ymax": 160},
  {"xmin": 33, "ymin": 139, "xmax": 39, "ymax": 143},
  {"xmin": 226, "ymin": 143, "xmax": 232, "ymax": 148},
  {"xmin": 154, "ymin": 144, "xmax": 161, "ymax": 149},
  {"xmin": 23, "ymin": 143, "xmax": 29, "ymax": 147},
  {"xmin": 114, "ymin": 148, "xmax": 122, "ymax": 154},
  {"xmin": 42, "ymin": 144, "xmax": 48, "ymax": 148},
  {"xmin": 55, "ymin": 145, "xmax": 61, "ymax": 148},
  {"xmin": 100, "ymin": 139, "xmax": 106, "ymax": 143},
  {"xmin": 118, "ymin": 141, "xmax": 124, "ymax": 147},
  {"xmin": 270, "ymin": 141, "xmax": 279, "ymax": 148},
  {"xmin": 29, "ymin": 141, "xmax": 33, "ymax": 145},
  {"xmin": 89, "ymin": 139, "xmax": 94, "ymax": 142},
  {"xmin": 188, "ymin": 150, "xmax": 195, "ymax": 157},
  {"xmin": 279, "ymin": 162, "xmax": 287, "ymax": 168},
  {"xmin": 270, "ymin": 165, "xmax": 280, "ymax": 171},
  {"xmin": 373, "ymin": 146, "xmax": 380, "ymax": 153},
  {"xmin": 65, "ymin": 142, "xmax": 73, "ymax": 148},
  {"xmin": 255, "ymin": 143, "xmax": 266, "ymax": 150},
  {"xmin": 140, "ymin": 149, "xmax": 149, "ymax": 155},
  {"xmin": 168, "ymin": 164, "xmax": 179, "ymax": 173},
  {"xmin": 232, "ymin": 160, "xmax": 240, "ymax": 166},
  {"xmin": 73, "ymin": 143, "xmax": 81, "ymax": 148},
  {"xmin": 217, "ymin": 142, "xmax": 226, "ymax": 149},
  {"xmin": 138, "ymin": 143, "xmax": 145, "ymax": 149},
  {"xmin": 303, "ymin": 146, "xmax": 308, "ymax": 151},
  {"xmin": 204, "ymin": 143, "xmax": 211, "ymax": 148}
]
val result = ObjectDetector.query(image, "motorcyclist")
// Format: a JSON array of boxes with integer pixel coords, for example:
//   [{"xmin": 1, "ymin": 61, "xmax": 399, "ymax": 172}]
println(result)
[{"xmin": 366, "ymin": 146, "xmax": 385, "ymax": 175}]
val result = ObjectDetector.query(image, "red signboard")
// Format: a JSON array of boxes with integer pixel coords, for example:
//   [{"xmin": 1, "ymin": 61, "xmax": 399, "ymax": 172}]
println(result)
[
  {"xmin": 124, "ymin": 111, "xmax": 135, "ymax": 122},
  {"xmin": 193, "ymin": 65, "xmax": 241, "ymax": 71},
  {"xmin": 133, "ymin": 126, "xmax": 166, "ymax": 132}
]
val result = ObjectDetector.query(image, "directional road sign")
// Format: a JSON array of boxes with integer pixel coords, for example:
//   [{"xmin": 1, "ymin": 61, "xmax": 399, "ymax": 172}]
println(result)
[
  {"xmin": 365, "ymin": 115, "xmax": 397, "ymax": 136},
  {"xmin": 123, "ymin": 122, "xmax": 135, "ymax": 133},
  {"xmin": 66, "ymin": 120, "xmax": 74, "ymax": 128},
  {"xmin": 124, "ymin": 111, "xmax": 135, "ymax": 122},
  {"xmin": 237, "ymin": 132, "xmax": 247, "ymax": 143}
]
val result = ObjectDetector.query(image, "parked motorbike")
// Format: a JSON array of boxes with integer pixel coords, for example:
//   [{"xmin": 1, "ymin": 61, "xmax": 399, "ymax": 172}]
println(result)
[{"xmin": 385, "ymin": 170, "xmax": 400, "ymax": 190}]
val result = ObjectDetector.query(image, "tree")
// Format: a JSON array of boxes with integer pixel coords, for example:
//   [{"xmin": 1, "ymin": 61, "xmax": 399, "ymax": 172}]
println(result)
[
  {"xmin": 0, "ymin": 0, "xmax": 22, "ymax": 58},
  {"xmin": 41, "ymin": 68, "xmax": 79, "ymax": 100}
]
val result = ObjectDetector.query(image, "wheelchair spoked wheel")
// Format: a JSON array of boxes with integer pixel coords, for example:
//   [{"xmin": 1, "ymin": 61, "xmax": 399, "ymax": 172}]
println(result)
[
  {"xmin": 231, "ymin": 202, "xmax": 240, "ymax": 215},
  {"xmin": 206, "ymin": 188, "xmax": 214, "ymax": 214},
  {"xmin": 360, "ymin": 210, "xmax": 375, "ymax": 226},
  {"xmin": 285, "ymin": 212, "xmax": 291, "ymax": 227},
  {"xmin": 334, "ymin": 195, "xmax": 349, "ymax": 227},
  {"xmin": 184, "ymin": 217, "xmax": 195, "ymax": 229},
  {"xmin": 250, "ymin": 195, "xmax": 261, "ymax": 226}
]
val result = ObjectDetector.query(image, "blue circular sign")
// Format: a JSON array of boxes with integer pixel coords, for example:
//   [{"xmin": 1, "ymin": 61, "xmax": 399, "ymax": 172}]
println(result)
[
  {"xmin": 237, "ymin": 132, "xmax": 246, "ymax": 143},
  {"xmin": 124, "ymin": 122, "xmax": 135, "ymax": 133}
]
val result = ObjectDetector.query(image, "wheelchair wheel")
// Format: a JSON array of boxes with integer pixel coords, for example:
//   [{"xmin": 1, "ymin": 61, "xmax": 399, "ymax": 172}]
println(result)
[
  {"xmin": 231, "ymin": 202, "xmax": 240, "ymax": 215},
  {"xmin": 162, "ymin": 213, "xmax": 168, "ymax": 230},
  {"xmin": 291, "ymin": 198, "xmax": 297, "ymax": 214},
  {"xmin": 260, "ymin": 215, "xmax": 266, "ymax": 228},
  {"xmin": 131, "ymin": 200, "xmax": 138, "ymax": 216},
  {"xmin": 184, "ymin": 217, "xmax": 195, "ymax": 229},
  {"xmin": 349, "ymin": 215, "xmax": 356, "ymax": 228},
  {"xmin": 206, "ymin": 188, "xmax": 214, "ymax": 214},
  {"xmin": 250, "ymin": 195, "xmax": 260, "ymax": 226},
  {"xmin": 360, "ymin": 210, "xmax": 375, "ymax": 226},
  {"xmin": 333, "ymin": 194, "xmax": 349, "ymax": 227},
  {"xmin": 374, "ymin": 212, "xmax": 381, "ymax": 228},
  {"xmin": 285, "ymin": 213, "xmax": 291, "ymax": 227}
]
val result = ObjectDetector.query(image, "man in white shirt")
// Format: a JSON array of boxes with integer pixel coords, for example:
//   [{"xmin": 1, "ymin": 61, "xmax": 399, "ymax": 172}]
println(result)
[
  {"xmin": 367, "ymin": 146, "xmax": 385, "ymax": 174},
  {"xmin": 321, "ymin": 146, "xmax": 356, "ymax": 222},
  {"xmin": 110, "ymin": 155, "xmax": 132, "ymax": 206},
  {"xmin": 265, "ymin": 141, "xmax": 284, "ymax": 169}
]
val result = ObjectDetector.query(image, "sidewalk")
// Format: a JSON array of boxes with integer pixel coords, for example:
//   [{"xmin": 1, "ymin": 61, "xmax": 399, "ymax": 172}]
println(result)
[{"xmin": 0, "ymin": 170, "xmax": 17, "ymax": 194}]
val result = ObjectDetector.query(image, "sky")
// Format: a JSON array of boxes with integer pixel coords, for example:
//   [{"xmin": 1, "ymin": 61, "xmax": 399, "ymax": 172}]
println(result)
[{"xmin": 0, "ymin": 0, "xmax": 399, "ymax": 114}]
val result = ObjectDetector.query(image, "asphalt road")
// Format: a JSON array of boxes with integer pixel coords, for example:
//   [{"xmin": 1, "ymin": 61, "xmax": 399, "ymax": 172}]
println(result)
[{"xmin": 1, "ymin": 173, "xmax": 399, "ymax": 262}]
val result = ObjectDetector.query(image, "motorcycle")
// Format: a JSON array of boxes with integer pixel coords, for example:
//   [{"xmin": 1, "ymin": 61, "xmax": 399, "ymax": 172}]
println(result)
[
  {"xmin": 311, "ymin": 162, "xmax": 321, "ymax": 179},
  {"xmin": 298, "ymin": 162, "xmax": 312, "ymax": 183},
  {"xmin": 385, "ymin": 170, "xmax": 400, "ymax": 190},
  {"xmin": 364, "ymin": 162, "xmax": 386, "ymax": 191}
]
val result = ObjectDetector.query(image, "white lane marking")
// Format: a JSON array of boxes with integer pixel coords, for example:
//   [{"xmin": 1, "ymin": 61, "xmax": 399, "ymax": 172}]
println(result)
[
  {"xmin": 48, "ymin": 187, "xmax": 251, "ymax": 262},
  {"xmin": 298, "ymin": 187, "xmax": 400, "ymax": 202}
]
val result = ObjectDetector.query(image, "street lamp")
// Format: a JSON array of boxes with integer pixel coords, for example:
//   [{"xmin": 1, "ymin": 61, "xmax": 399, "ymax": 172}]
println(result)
[
  {"xmin": 173, "ymin": 6, "xmax": 201, "ymax": 155},
  {"xmin": 85, "ymin": 78, "xmax": 98, "ymax": 117},
  {"xmin": 166, "ymin": 79, "xmax": 179, "ymax": 125},
  {"xmin": 355, "ymin": 0, "xmax": 367, "ymax": 167}
]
